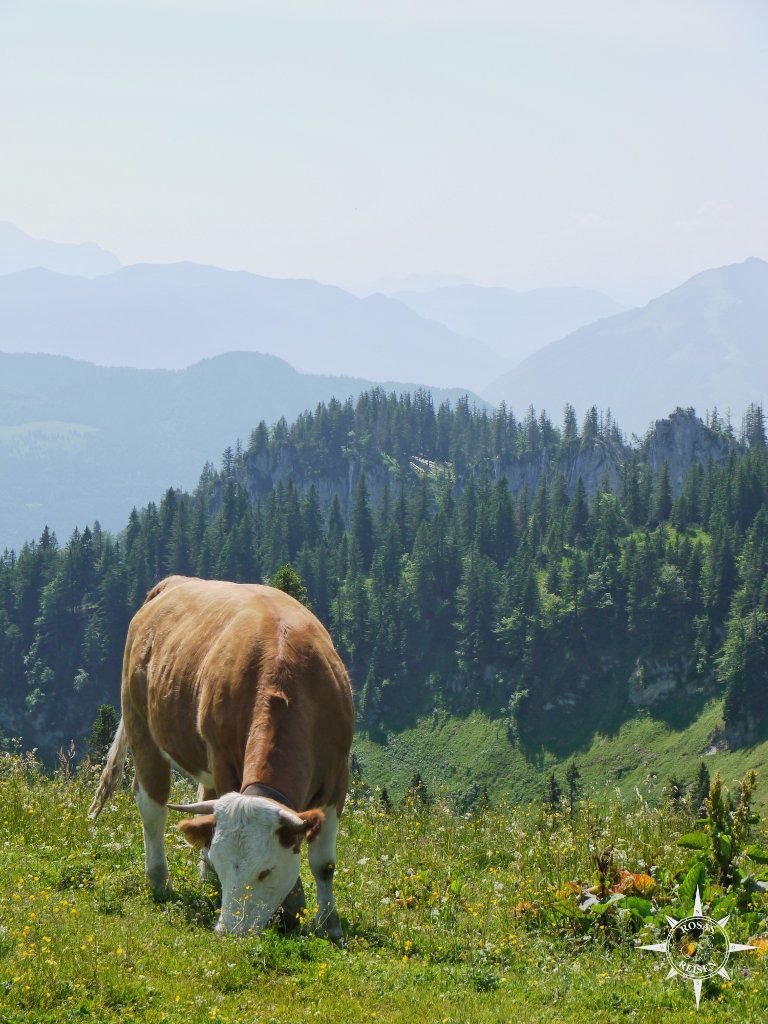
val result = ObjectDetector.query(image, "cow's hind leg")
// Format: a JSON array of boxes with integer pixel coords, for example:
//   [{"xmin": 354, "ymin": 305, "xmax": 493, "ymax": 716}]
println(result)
[
  {"xmin": 308, "ymin": 807, "xmax": 342, "ymax": 940},
  {"xmin": 130, "ymin": 736, "xmax": 172, "ymax": 899}
]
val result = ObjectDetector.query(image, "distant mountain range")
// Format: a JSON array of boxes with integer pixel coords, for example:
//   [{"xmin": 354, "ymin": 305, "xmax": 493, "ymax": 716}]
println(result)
[
  {"xmin": 484, "ymin": 257, "xmax": 768, "ymax": 432},
  {"xmin": 392, "ymin": 283, "xmax": 626, "ymax": 366},
  {"xmin": 0, "ymin": 350, "xmax": 483, "ymax": 549},
  {"xmin": 3, "ymin": 223, "xmax": 768, "ymax": 536},
  {"xmin": 0, "ymin": 221, "xmax": 120, "ymax": 277},
  {"xmin": 0, "ymin": 261, "xmax": 507, "ymax": 392}
]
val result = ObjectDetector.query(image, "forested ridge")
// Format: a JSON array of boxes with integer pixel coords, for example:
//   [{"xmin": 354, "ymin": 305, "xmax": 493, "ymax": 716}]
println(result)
[{"xmin": 1, "ymin": 389, "xmax": 767, "ymax": 769}]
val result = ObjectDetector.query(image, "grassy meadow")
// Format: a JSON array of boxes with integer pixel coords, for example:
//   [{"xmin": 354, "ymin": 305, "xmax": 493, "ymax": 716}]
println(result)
[{"xmin": 0, "ymin": 753, "xmax": 766, "ymax": 1024}]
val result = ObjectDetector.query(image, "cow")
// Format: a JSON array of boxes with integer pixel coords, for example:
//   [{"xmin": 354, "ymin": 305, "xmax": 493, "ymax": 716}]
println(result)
[{"xmin": 88, "ymin": 575, "xmax": 354, "ymax": 938}]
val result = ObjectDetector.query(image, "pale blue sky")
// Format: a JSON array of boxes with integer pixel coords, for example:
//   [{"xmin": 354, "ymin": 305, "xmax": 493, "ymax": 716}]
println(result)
[{"xmin": 1, "ymin": 0, "xmax": 766, "ymax": 302}]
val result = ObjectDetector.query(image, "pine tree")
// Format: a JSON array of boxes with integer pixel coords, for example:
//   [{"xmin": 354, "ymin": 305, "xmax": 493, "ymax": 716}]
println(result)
[
  {"xmin": 719, "ymin": 611, "xmax": 768, "ymax": 741},
  {"xmin": 582, "ymin": 406, "xmax": 599, "ymax": 444},
  {"xmin": 562, "ymin": 404, "xmax": 578, "ymax": 448},
  {"xmin": 326, "ymin": 495, "xmax": 345, "ymax": 548},
  {"xmin": 491, "ymin": 477, "xmax": 516, "ymax": 565},
  {"xmin": 350, "ymin": 474, "xmax": 375, "ymax": 571},
  {"xmin": 270, "ymin": 564, "xmax": 310, "ymax": 607},
  {"xmin": 455, "ymin": 547, "xmax": 500, "ymax": 681},
  {"xmin": 565, "ymin": 761, "xmax": 581, "ymax": 817},
  {"xmin": 565, "ymin": 478, "xmax": 588, "ymax": 544},
  {"xmin": 621, "ymin": 455, "xmax": 641, "ymax": 526},
  {"xmin": 87, "ymin": 704, "xmax": 119, "ymax": 761},
  {"xmin": 167, "ymin": 502, "xmax": 191, "ymax": 575},
  {"xmin": 743, "ymin": 402, "xmax": 766, "ymax": 448},
  {"xmin": 545, "ymin": 772, "xmax": 562, "ymax": 811},
  {"xmin": 692, "ymin": 762, "xmax": 711, "ymax": 809},
  {"xmin": 649, "ymin": 460, "xmax": 673, "ymax": 525}
]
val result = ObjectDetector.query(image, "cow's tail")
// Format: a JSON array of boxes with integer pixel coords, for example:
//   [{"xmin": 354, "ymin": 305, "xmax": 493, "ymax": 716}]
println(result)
[{"xmin": 88, "ymin": 718, "xmax": 129, "ymax": 820}]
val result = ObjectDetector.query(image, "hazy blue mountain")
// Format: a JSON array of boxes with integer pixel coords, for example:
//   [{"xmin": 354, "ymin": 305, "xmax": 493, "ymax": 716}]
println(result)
[
  {"xmin": 0, "ymin": 350, "xmax": 485, "ymax": 549},
  {"xmin": 392, "ymin": 283, "xmax": 626, "ymax": 365},
  {"xmin": 484, "ymin": 257, "xmax": 768, "ymax": 433},
  {"xmin": 0, "ymin": 222, "xmax": 120, "ymax": 277},
  {"xmin": 353, "ymin": 272, "xmax": 473, "ymax": 295},
  {"xmin": 0, "ymin": 262, "xmax": 507, "ymax": 391}
]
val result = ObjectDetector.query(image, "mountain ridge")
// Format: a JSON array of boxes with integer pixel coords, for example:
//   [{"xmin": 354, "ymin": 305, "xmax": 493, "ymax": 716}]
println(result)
[
  {"xmin": 392, "ymin": 282, "xmax": 627, "ymax": 365},
  {"xmin": 484, "ymin": 256, "xmax": 768, "ymax": 431},
  {"xmin": 0, "ymin": 221, "xmax": 120, "ymax": 278},
  {"xmin": 0, "ymin": 260, "xmax": 508, "ymax": 390}
]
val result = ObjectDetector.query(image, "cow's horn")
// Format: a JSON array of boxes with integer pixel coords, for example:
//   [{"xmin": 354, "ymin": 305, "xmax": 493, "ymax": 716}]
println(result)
[
  {"xmin": 277, "ymin": 807, "xmax": 308, "ymax": 831},
  {"xmin": 167, "ymin": 800, "xmax": 217, "ymax": 814}
]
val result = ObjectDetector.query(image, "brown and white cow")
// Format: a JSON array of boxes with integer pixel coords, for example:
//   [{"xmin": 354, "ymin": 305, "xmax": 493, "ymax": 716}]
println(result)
[{"xmin": 89, "ymin": 575, "xmax": 354, "ymax": 937}]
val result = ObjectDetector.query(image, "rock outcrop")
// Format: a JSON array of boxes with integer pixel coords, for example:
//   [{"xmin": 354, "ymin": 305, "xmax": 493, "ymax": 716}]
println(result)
[
  {"xmin": 216, "ymin": 407, "xmax": 740, "ymax": 516},
  {"xmin": 643, "ymin": 408, "xmax": 737, "ymax": 491}
]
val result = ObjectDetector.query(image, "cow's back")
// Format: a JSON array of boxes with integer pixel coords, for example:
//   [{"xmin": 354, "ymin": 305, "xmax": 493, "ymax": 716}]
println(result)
[{"xmin": 122, "ymin": 576, "xmax": 354, "ymax": 809}]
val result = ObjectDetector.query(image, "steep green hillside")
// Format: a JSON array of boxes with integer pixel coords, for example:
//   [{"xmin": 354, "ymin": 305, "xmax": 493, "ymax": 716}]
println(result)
[{"xmin": 355, "ymin": 699, "xmax": 768, "ymax": 809}]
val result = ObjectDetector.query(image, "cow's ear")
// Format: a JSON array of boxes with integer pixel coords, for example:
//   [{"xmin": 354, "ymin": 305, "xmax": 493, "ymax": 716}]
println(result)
[
  {"xmin": 177, "ymin": 815, "xmax": 216, "ymax": 849},
  {"xmin": 298, "ymin": 808, "xmax": 325, "ymax": 842},
  {"xmin": 276, "ymin": 808, "xmax": 325, "ymax": 851}
]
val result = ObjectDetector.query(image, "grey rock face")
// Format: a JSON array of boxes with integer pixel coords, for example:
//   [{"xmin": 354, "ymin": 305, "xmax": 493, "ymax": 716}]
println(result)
[
  {"xmin": 644, "ymin": 407, "xmax": 737, "ymax": 490},
  {"xmin": 222, "ymin": 407, "xmax": 738, "ymax": 517},
  {"xmin": 495, "ymin": 437, "xmax": 625, "ymax": 499}
]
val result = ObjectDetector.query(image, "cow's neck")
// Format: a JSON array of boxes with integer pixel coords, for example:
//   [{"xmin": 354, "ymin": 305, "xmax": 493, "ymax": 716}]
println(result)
[
  {"xmin": 240, "ymin": 781, "xmax": 296, "ymax": 810},
  {"xmin": 239, "ymin": 693, "xmax": 308, "ymax": 811}
]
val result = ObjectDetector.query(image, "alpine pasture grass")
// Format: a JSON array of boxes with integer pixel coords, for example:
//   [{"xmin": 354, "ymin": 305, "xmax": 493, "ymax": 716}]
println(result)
[{"xmin": 0, "ymin": 754, "xmax": 766, "ymax": 1023}]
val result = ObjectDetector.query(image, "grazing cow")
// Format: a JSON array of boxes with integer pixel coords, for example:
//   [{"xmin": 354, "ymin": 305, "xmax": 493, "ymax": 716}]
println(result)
[{"xmin": 88, "ymin": 575, "xmax": 354, "ymax": 937}]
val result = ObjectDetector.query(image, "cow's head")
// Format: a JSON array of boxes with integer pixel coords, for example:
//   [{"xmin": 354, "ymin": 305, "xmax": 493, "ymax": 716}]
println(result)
[{"xmin": 169, "ymin": 793, "xmax": 324, "ymax": 934}]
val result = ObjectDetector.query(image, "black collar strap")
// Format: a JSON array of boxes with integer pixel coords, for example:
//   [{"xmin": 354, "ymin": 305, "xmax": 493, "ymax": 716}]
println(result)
[{"xmin": 241, "ymin": 782, "xmax": 296, "ymax": 810}]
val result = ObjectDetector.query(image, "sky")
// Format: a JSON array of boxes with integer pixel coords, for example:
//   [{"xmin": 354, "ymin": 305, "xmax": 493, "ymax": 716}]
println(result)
[{"xmin": 1, "ymin": 0, "xmax": 766, "ymax": 303}]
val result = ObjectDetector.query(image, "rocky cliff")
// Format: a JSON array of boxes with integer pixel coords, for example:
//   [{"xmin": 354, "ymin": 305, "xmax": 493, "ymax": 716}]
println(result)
[
  {"xmin": 643, "ymin": 407, "xmax": 737, "ymax": 490},
  {"xmin": 218, "ymin": 407, "xmax": 737, "ymax": 514}
]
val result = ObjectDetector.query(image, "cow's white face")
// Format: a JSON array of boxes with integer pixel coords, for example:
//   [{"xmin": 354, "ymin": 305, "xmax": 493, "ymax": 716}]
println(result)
[{"xmin": 178, "ymin": 793, "xmax": 319, "ymax": 935}]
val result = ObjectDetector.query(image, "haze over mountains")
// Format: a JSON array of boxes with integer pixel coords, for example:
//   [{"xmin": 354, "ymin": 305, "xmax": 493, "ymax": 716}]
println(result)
[
  {"xmin": 0, "ymin": 350, "xmax": 481, "ymax": 550},
  {"xmin": 392, "ymin": 284, "xmax": 626, "ymax": 365},
  {"xmin": 0, "ymin": 222, "xmax": 626, "ymax": 390},
  {"xmin": 484, "ymin": 256, "xmax": 768, "ymax": 433},
  {"xmin": 0, "ymin": 262, "xmax": 507, "ymax": 392},
  {"xmin": 0, "ymin": 221, "xmax": 120, "ymax": 278},
  {"xmin": 3, "ymin": 223, "xmax": 766, "ymax": 435},
  {"xmin": 2, "ymin": 222, "xmax": 768, "ymax": 542}
]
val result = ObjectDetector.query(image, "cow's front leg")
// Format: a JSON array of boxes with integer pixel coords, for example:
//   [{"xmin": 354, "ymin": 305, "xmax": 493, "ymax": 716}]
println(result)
[
  {"xmin": 196, "ymin": 785, "xmax": 220, "ymax": 886},
  {"xmin": 134, "ymin": 780, "xmax": 172, "ymax": 899},
  {"xmin": 308, "ymin": 806, "xmax": 342, "ymax": 940},
  {"xmin": 272, "ymin": 875, "xmax": 307, "ymax": 932}
]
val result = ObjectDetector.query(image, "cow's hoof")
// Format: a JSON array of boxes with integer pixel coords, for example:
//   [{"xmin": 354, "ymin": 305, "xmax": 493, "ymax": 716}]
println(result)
[
  {"xmin": 147, "ymin": 871, "xmax": 173, "ymax": 901},
  {"xmin": 272, "ymin": 877, "xmax": 306, "ymax": 933},
  {"xmin": 198, "ymin": 856, "xmax": 219, "ymax": 887},
  {"xmin": 313, "ymin": 908, "xmax": 342, "ymax": 941},
  {"xmin": 272, "ymin": 905, "xmax": 303, "ymax": 933}
]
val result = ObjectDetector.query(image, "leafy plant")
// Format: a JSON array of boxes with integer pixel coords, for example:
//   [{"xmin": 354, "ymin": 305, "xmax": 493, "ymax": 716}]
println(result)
[{"xmin": 675, "ymin": 768, "xmax": 768, "ymax": 913}]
